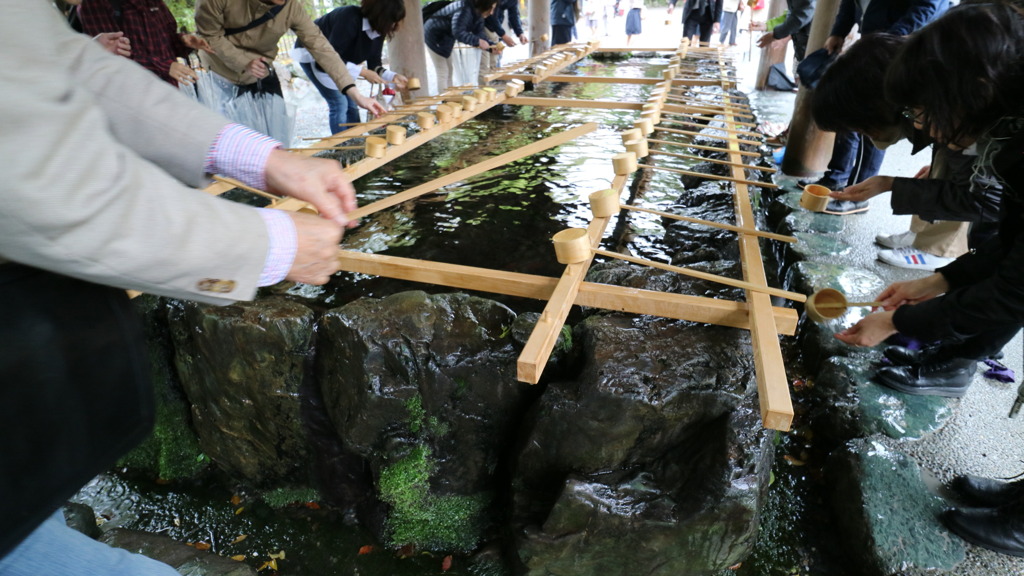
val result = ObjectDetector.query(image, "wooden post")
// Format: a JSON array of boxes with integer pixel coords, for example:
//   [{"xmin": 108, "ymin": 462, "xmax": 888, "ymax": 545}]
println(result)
[
  {"xmin": 754, "ymin": 0, "xmax": 789, "ymax": 90},
  {"xmin": 388, "ymin": 0, "xmax": 430, "ymax": 98},
  {"xmin": 779, "ymin": 0, "xmax": 842, "ymax": 178},
  {"xmin": 529, "ymin": 0, "xmax": 551, "ymax": 57}
]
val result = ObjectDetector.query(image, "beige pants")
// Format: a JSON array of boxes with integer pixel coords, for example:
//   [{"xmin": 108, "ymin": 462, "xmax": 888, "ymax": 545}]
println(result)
[
  {"xmin": 910, "ymin": 216, "xmax": 969, "ymax": 258},
  {"xmin": 479, "ymin": 29, "xmax": 501, "ymax": 84}
]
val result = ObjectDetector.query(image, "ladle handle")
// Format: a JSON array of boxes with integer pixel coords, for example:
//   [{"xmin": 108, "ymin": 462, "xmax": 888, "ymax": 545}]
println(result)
[
  {"xmin": 591, "ymin": 248, "xmax": 807, "ymax": 303},
  {"xmin": 814, "ymin": 301, "xmax": 884, "ymax": 309}
]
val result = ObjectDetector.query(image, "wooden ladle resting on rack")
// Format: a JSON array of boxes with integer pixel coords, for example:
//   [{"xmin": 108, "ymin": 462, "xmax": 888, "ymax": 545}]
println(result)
[
  {"xmin": 551, "ymin": 228, "xmax": 807, "ymax": 303},
  {"xmin": 804, "ymin": 288, "xmax": 883, "ymax": 322}
]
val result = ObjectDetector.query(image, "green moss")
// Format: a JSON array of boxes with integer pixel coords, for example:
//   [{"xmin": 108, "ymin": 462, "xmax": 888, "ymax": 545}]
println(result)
[
  {"xmin": 378, "ymin": 446, "xmax": 485, "ymax": 551},
  {"xmin": 557, "ymin": 325, "xmax": 573, "ymax": 353},
  {"xmin": 406, "ymin": 395, "xmax": 426, "ymax": 435},
  {"xmin": 261, "ymin": 487, "xmax": 322, "ymax": 508},
  {"xmin": 118, "ymin": 398, "xmax": 207, "ymax": 481}
]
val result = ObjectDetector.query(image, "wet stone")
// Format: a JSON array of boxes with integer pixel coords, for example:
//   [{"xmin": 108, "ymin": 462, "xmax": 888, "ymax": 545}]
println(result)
[
  {"xmin": 808, "ymin": 356, "xmax": 957, "ymax": 442},
  {"xmin": 513, "ymin": 314, "xmax": 773, "ymax": 575},
  {"xmin": 100, "ymin": 528, "xmax": 257, "ymax": 576},
  {"xmin": 168, "ymin": 297, "xmax": 317, "ymax": 485},
  {"xmin": 789, "ymin": 231, "xmax": 854, "ymax": 260},
  {"xmin": 827, "ymin": 439, "xmax": 967, "ymax": 575}
]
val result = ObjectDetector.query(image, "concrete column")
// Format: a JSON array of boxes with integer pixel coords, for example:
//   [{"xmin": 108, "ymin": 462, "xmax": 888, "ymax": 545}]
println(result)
[{"xmin": 779, "ymin": 0, "xmax": 841, "ymax": 178}]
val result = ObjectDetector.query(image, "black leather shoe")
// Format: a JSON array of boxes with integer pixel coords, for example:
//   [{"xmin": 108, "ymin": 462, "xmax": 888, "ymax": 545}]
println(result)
[
  {"xmin": 883, "ymin": 345, "xmax": 940, "ymax": 366},
  {"xmin": 874, "ymin": 357, "xmax": 977, "ymax": 397},
  {"xmin": 949, "ymin": 475, "xmax": 1024, "ymax": 508},
  {"xmin": 941, "ymin": 505, "xmax": 1024, "ymax": 557},
  {"xmin": 823, "ymin": 199, "xmax": 870, "ymax": 215}
]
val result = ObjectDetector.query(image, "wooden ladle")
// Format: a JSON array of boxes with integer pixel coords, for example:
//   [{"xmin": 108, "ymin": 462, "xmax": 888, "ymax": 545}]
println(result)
[{"xmin": 805, "ymin": 288, "xmax": 883, "ymax": 322}]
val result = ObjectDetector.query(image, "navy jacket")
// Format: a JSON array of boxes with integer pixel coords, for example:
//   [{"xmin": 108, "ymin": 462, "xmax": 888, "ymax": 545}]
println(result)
[
  {"xmin": 679, "ymin": 0, "xmax": 724, "ymax": 24},
  {"xmin": 425, "ymin": 0, "xmax": 498, "ymax": 58},
  {"xmin": 485, "ymin": 0, "xmax": 525, "ymax": 37},
  {"xmin": 550, "ymin": 0, "xmax": 576, "ymax": 27},
  {"xmin": 831, "ymin": 0, "xmax": 948, "ymax": 36},
  {"xmin": 296, "ymin": 6, "xmax": 386, "ymax": 73}
]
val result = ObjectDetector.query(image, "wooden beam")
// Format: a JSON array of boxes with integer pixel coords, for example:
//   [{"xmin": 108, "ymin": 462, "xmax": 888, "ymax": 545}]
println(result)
[
  {"xmin": 333, "ymin": 250, "xmax": 799, "ymax": 334},
  {"xmin": 347, "ymin": 123, "xmax": 598, "ymax": 220},
  {"xmin": 648, "ymin": 148, "xmax": 776, "ymax": 173},
  {"xmin": 651, "ymin": 125, "xmax": 761, "ymax": 147},
  {"xmin": 662, "ymin": 102, "xmax": 755, "ymax": 119},
  {"xmin": 506, "ymin": 96, "xmax": 644, "ymax": 110},
  {"xmin": 638, "ymin": 163, "xmax": 777, "ymax": 189},
  {"xmin": 722, "ymin": 86, "xmax": 794, "ymax": 431},
  {"xmin": 647, "ymin": 137, "xmax": 760, "ymax": 158},
  {"xmin": 659, "ymin": 119, "xmax": 762, "ymax": 137},
  {"xmin": 620, "ymin": 204, "xmax": 794, "ymax": 243},
  {"xmin": 499, "ymin": 74, "xmax": 661, "ymax": 85}
]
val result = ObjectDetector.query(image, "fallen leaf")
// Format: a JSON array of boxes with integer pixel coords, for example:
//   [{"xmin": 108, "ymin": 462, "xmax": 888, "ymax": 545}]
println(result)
[
  {"xmin": 235, "ymin": 507, "xmax": 245, "ymax": 515},
  {"xmin": 194, "ymin": 541, "xmax": 212, "ymax": 551},
  {"xmin": 230, "ymin": 555, "xmax": 246, "ymax": 562},
  {"xmin": 230, "ymin": 494, "xmax": 242, "ymax": 506},
  {"xmin": 257, "ymin": 558, "xmax": 279, "ymax": 572},
  {"xmin": 728, "ymin": 562, "xmax": 743, "ymax": 570},
  {"xmin": 269, "ymin": 550, "xmax": 286, "ymax": 560},
  {"xmin": 442, "ymin": 555, "xmax": 453, "ymax": 571},
  {"xmin": 358, "ymin": 545, "xmax": 374, "ymax": 555},
  {"xmin": 783, "ymin": 455, "xmax": 806, "ymax": 466},
  {"xmin": 230, "ymin": 534, "xmax": 248, "ymax": 545}
]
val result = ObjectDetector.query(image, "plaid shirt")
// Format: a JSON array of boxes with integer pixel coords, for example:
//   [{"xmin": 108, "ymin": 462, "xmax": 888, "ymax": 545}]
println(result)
[{"xmin": 77, "ymin": 0, "xmax": 191, "ymax": 85}]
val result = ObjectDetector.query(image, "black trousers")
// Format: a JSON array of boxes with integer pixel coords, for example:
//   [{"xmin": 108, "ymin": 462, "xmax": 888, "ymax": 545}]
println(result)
[{"xmin": 0, "ymin": 264, "xmax": 153, "ymax": 557}]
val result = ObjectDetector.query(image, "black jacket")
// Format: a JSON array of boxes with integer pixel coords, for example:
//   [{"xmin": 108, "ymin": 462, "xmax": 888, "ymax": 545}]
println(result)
[{"xmin": 893, "ymin": 117, "xmax": 1024, "ymax": 340}]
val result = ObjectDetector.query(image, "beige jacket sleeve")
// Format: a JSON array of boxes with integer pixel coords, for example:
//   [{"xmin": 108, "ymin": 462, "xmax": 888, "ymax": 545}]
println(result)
[
  {"xmin": 0, "ymin": 1, "xmax": 269, "ymax": 305},
  {"xmin": 195, "ymin": 0, "xmax": 356, "ymax": 90}
]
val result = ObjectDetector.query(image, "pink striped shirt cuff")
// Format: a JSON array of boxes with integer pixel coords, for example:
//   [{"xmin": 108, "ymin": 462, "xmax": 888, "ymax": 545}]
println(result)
[
  {"xmin": 256, "ymin": 208, "xmax": 297, "ymax": 286},
  {"xmin": 205, "ymin": 123, "xmax": 280, "ymax": 190}
]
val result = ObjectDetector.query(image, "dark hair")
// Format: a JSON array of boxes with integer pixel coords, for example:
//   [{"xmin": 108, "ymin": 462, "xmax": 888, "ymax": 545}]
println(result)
[
  {"xmin": 884, "ymin": 1, "xmax": 1024, "ymax": 145},
  {"xmin": 811, "ymin": 34, "xmax": 905, "ymax": 134},
  {"xmin": 471, "ymin": 0, "xmax": 499, "ymax": 15},
  {"xmin": 362, "ymin": 0, "xmax": 406, "ymax": 38}
]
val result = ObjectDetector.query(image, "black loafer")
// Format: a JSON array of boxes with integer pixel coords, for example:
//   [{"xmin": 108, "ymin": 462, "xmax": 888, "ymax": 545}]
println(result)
[
  {"xmin": 823, "ymin": 200, "xmax": 870, "ymax": 215},
  {"xmin": 874, "ymin": 358, "xmax": 977, "ymax": 397},
  {"xmin": 883, "ymin": 345, "xmax": 941, "ymax": 366},
  {"xmin": 941, "ymin": 505, "xmax": 1024, "ymax": 557},
  {"xmin": 949, "ymin": 475, "xmax": 1024, "ymax": 508}
]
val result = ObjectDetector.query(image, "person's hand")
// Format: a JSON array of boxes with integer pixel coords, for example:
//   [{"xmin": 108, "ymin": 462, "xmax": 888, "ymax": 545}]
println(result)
[
  {"xmin": 264, "ymin": 150, "xmax": 358, "ymax": 227},
  {"xmin": 830, "ymin": 175, "xmax": 893, "ymax": 202},
  {"xmin": 877, "ymin": 273, "xmax": 949, "ymax": 311},
  {"xmin": 914, "ymin": 165, "xmax": 931, "ymax": 179},
  {"xmin": 518, "ymin": 33, "xmax": 528, "ymax": 44},
  {"xmin": 285, "ymin": 212, "xmax": 344, "ymax": 285},
  {"xmin": 834, "ymin": 310, "xmax": 897, "ymax": 347},
  {"xmin": 824, "ymin": 35, "xmax": 843, "ymax": 55},
  {"xmin": 246, "ymin": 57, "xmax": 269, "ymax": 79},
  {"xmin": 96, "ymin": 31, "xmax": 131, "ymax": 57},
  {"xmin": 502, "ymin": 33, "xmax": 517, "ymax": 46},
  {"xmin": 756, "ymin": 31, "xmax": 780, "ymax": 49},
  {"xmin": 479, "ymin": 38, "xmax": 491, "ymax": 50},
  {"xmin": 392, "ymin": 74, "xmax": 409, "ymax": 90},
  {"xmin": 181, "ymin": 33, "xmax": 214, "ymax": 54},
  {"xmin": 169, "ymin": 60, "xmax": 197, "ymax": 85},
  {"xmin": 360, "ymin": 68, "xmax": 384, "ymax": 84},
  {"xmin": 667, "ymin": 3, "xmax": 674, "ymax": 14},
  {"xmin": 352, "ymin": 92, "xmax": 386, "ymax": 117},
  {"xmin": 713, "ymin": 22, "xmax": 720, "ymax": 33}
]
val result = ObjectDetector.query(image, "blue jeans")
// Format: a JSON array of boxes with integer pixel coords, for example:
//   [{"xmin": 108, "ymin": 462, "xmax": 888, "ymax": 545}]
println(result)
[
  {"xmin": 300, "ymin": 61, "xmax": 360, "ymax": 134},
  {"xmin": 824, "ymin": 131, "xmax": 886, "ymax": 187},
  {"xmin": 0, "ymin": 512, "xmax": 178, "ymax": 576},
  {"xmin": 719, "ymin": 11, "xmax": 739, "ymax": 44}
]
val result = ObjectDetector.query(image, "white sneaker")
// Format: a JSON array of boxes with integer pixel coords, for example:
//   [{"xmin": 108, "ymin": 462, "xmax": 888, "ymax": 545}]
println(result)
[
  {"xmin": 875, "ymin": 230, "xmax": 917, "ymax": 249},
  {"xmin": 877, "ymin": 247, "xmax": 954, "ymax": 271}
]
